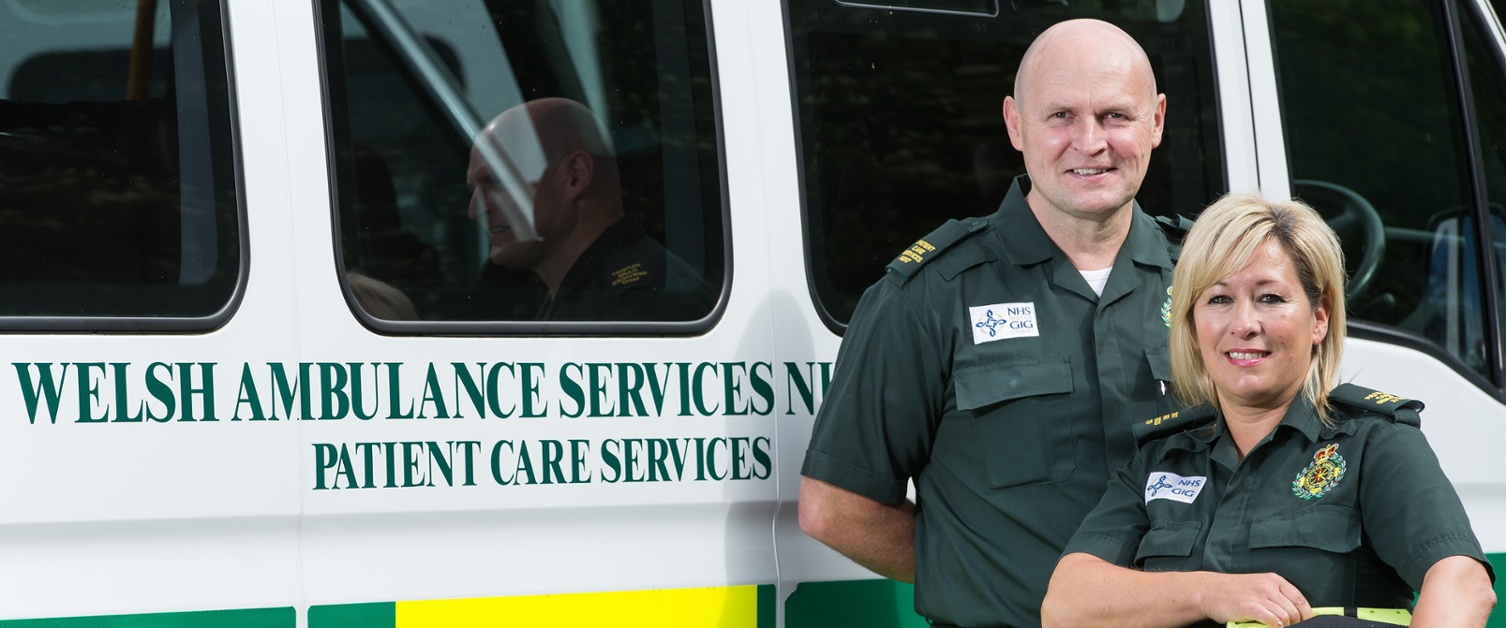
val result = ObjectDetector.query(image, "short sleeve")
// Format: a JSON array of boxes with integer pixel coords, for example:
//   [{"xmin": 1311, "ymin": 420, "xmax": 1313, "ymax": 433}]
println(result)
[
  {"xmin": 1063, "ymin": 454, "xmax": 1153, "ymax": 566},
  {"xmin": 1358, "ymin": 423, "xmax": 1493, "ymax": 589},
  {"xmin": 801, "ymin": 278, "xmax": 947, "ymax": 505}
]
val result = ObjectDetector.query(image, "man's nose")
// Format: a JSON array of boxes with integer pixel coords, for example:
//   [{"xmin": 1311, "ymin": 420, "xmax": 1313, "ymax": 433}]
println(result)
[
  {"xmin": 1072, "ymin": 118, "xmax": 1107, "ymax": 154},
  {"xmin": 468, "ymin": 192, "xmax": 485, "ymax": 222}
]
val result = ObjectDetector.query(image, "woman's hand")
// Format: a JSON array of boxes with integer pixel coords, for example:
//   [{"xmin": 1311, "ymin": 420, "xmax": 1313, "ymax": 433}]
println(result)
[
  {"xmin": 1043, "ymin": 553, "xmax": 1313, "ymax": 628},
  {"xmin": 1196, "ymin": 571, "xmax": 1313, "ymax": 627}
]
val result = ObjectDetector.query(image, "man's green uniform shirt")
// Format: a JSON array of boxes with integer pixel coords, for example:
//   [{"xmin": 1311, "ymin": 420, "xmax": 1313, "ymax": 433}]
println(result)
[
  {"xmin": 1065, "ymin": 385, "xmax": 1493, "ymax": 627},
  {"xmin": 802, "ymin": 177, "xmax": 1180, "ymax": 627},
  {"xmin": 539, "ymin": 217, "xmax": 713, "ymax": 321}
]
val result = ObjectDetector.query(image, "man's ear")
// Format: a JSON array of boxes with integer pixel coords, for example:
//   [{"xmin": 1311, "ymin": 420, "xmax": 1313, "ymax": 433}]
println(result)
[
  {"xmin": 1003, "ymin": 96, "xmax": 1025, "ymax": 152},
  {"xmin": 561, "ymin": 151, "xmax": 594, "ymax": 197},
  {"xmin": 1150, "ymin": 93, "xmax": 1167, "ymax": 149}
]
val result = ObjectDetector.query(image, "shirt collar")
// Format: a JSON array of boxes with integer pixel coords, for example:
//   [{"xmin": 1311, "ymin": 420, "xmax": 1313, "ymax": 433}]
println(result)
[
  {"xmin": 1205, "ymin": 395, "xmax": 1326, "ymax": 469},
  {"xmin": 992, "ymin": 176, "xmax": 1056, "ymax": 266},
  {"xmin": 990, "ymin": 175, "xmax": 1169, "ymax": 271},
  {"xmin": 1279, "ymin": 394, "xmax": 1326, "ymax": 443}
]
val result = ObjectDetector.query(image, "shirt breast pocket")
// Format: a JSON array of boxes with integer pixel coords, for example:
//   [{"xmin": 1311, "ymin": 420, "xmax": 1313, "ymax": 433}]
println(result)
[
  {"xmin": 1249, "ymin": 505, "xmax": 1363, "ymax": 554},
  {"xmin": 1135, "ymin": 520, "xmax": 1202, "ymax": 572},
  {"xmin": 954, "ymin": 356, "xmax": 1074, "ymax": 489},
  {"xmin": 1146, "ymin": 346, "xmax": 1172, "ymax": 384}
]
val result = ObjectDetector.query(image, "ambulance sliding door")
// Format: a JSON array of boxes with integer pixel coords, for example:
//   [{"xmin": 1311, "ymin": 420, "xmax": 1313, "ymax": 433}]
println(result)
[{"xmin": 298, "ymin": 0, "xmax": 780, "ymax": 623}]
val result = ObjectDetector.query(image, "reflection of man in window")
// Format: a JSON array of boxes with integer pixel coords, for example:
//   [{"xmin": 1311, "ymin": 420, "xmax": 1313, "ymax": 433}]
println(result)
[{"xmin": 467, "ymin": 97, "xmax": 711, "ymax": 321}]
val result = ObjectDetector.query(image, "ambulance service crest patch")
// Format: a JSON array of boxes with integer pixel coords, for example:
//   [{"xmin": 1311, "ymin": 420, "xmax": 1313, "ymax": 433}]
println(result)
[
  {"xmin": 1160, "ymin": 286, "xmax": 1173, "ymax": 328},
  {"xmin": 1291, "ymin": 443, "xmax": 1347, "ymax": 500}
]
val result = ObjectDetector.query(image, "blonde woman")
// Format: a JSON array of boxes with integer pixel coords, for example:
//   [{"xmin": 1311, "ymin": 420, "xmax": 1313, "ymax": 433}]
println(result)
[{"xmin": 1042, "ymin": 194, "xmax": 1495, "ymax": 627}]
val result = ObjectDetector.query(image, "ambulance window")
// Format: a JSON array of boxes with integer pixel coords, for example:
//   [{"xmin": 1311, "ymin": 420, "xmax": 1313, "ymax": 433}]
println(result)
[
  {"xmin": 0, "ymin": 0, "xmax": 242, "ymax": 328},
  {"xmin": 1271, "ymin": 0, "xmax": 1503, "ymax": 384},
  {"xmin": 788, "ymin": 2, "xmax": 1224, "ymax": 330},
  {"xmin": 320, "ymin": 0, "xmax": 725, "ymax": 332}
]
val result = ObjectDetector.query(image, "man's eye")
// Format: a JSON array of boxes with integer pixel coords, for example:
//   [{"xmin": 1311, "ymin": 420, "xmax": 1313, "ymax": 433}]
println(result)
[{"xmin": 1050, "ymin": 111, "xmax": 1068, "ymax": 119}]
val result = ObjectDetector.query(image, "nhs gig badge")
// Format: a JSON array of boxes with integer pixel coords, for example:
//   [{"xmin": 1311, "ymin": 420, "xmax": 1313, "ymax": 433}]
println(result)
[
  {"xmin": 1144, "ymin": 472, "xmax": 1205, "ymax": 504},
  {"xmin": 969, "ymin": 302, "xmax": 1039, "ymax": 345}
]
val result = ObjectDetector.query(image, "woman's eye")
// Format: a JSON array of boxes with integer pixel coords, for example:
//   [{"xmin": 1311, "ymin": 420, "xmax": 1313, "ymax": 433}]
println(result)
[
  {"xmin": 1258, "ymin": 293, "xmax": 1287, "ymax": 304},
  {"xmin": 1206, "ymin": 295, "xmax": 1231, "ymax": 305}
]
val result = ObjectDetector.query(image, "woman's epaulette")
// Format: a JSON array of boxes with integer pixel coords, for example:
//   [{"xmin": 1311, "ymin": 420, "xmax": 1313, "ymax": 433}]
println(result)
[
  {"xmin": 1328, "ymin": 383, "xmax": 1423, "ymax": 426},
  {"xmin": 1153, "ymin": 213, "xmax": 1196, "ymax": 262},
  {"xmin": 1133, "ymin": 404, "xmax": 1217, "ymax": 445},
  {"xmin": 885, "ymin": 217, "xmax": 988, "ymax": 282}
]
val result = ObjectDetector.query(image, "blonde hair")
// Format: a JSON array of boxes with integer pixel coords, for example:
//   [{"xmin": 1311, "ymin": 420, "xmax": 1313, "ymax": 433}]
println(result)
[{"xmin": 1168, "ymin": 193, "xmax": 1347, "ymax": 419}]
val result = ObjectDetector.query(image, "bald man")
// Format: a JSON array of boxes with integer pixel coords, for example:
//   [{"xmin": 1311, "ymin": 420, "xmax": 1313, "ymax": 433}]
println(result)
[
  {"xmin": 467, "ymin": 97, "xmax": 711, "ymax": 321},
  {"xmin": 800, "ymin": 20, "xmax": 1178, "ymax": 626}
]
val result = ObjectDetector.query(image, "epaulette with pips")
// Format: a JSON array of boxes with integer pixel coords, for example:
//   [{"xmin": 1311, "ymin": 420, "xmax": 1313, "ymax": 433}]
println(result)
[
  {"xmin": 1133, "ymin": 404, "xmax": 1217, "ymax": 446},
  {"xmin": 885, "ymin": 217, "xmax": 987, "ymax": 283},
  {"xmin": 1328, "ymin": 383, "xmax": 1423, "ymax": 427}
]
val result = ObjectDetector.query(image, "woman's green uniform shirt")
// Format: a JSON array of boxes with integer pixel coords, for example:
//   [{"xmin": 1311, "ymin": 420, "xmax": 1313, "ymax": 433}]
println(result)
[{"xmin": 1065, "ymin": 385, "xmax": 1493, "ymax": 627}]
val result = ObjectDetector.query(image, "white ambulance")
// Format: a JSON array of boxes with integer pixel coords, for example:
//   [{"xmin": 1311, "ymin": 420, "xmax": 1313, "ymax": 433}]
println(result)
[{"xmin": 0, "ymin": 0, "xmax": 1500, "ymax": 626}]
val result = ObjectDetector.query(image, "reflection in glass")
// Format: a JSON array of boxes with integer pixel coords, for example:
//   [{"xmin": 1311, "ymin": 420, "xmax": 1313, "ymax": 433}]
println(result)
[{"xmin": 325, "ymin": 0, "xmax": 723, "ymax": 328}]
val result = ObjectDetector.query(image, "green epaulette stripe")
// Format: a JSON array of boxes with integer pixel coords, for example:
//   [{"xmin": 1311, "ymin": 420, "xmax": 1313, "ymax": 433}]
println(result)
[{"xmin": 0, "ymin": 608, "xmax": 293, "ymax": 627}]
